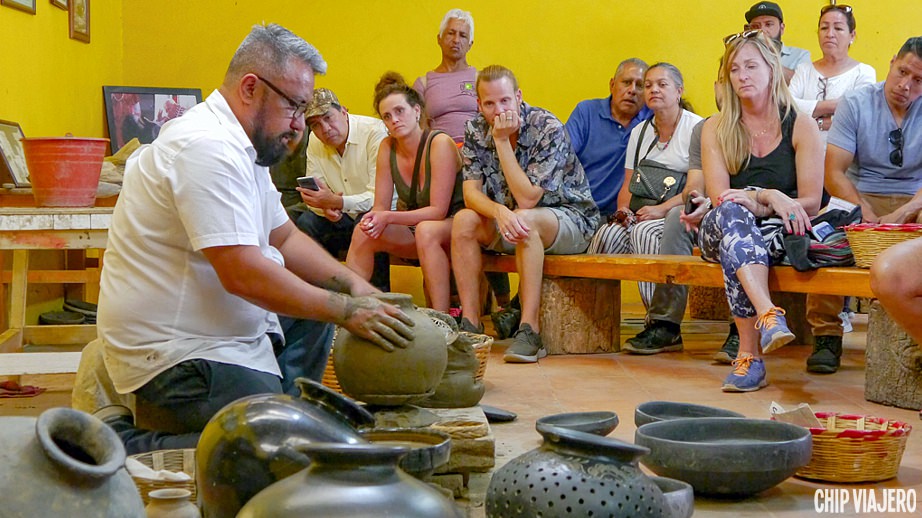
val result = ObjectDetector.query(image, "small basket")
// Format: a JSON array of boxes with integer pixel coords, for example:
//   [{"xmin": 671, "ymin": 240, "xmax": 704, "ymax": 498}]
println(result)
[
  {"xmin": 463, "ymin": 331, "xmax": 493, "ymax": 382},
  {"xmin": 844, "ymin": 223, "xmax": 922, "ymax": 268},
  {"xmin": 128, "ymin": 448, "xmax": 196, "ymax": 505},
  {"xmin": 795, "ymin": 412, "xmax": 911, "ymax": 483}
]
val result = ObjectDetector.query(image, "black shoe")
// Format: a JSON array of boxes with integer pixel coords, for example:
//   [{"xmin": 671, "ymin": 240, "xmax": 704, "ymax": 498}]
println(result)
[
  {"xmin": 623, "ymin": 324, "xmax": 683, "ymax": 355},
  {"xmin": 713, "ymin": 332, "xmax": 740, "ymax": 364},
  {"xmin": 491, "ymin": 306, "xmax": 521, "ymax": 339},
  {"xmin": 807, "ymin": 335, "xmax": 843, "ymax": 373}
]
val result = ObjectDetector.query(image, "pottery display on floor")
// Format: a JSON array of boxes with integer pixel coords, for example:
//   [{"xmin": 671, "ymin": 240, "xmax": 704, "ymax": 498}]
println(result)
[
  {"xmin": 650, "ymin": 476, "xmax": 695, "ymax": 518},
  {"xmin": 333, "ymin": 293, "xmax": 448, "ymax": 406},
  {"xmin": 635, "ymin": 417, "xmax": 813, "ymax": 497},
  {"xmin": 486, "ymin": 425, "xmax": 673, "ymax": 517},
  {"xmin": 0, "ymin": 407, "xmax": 145, "ymax": 517},
  {"xmin": 196, "ymin": 380, "xmax": 374, "ymax": 518},
  {"xmin": 237, "ymin": 443, "xmax": 464, "ymax": 518},
  {"xmin": 360, "ymin": 428, "xmax": 452, "ymax": 479},
  {"xmin": 419, "ymin": 330, "xmax": 486, "ymax": 408},
  {"xmin": 535, "ymin": 410, "xmax": 619, "ymax": 436},
  {"xmin": 145, "ymin": 488, "xmax": 201, "ymax": 518},
  {"xmin": 634, "ymin": 401, "xmax": 744, "ymax": 427}
]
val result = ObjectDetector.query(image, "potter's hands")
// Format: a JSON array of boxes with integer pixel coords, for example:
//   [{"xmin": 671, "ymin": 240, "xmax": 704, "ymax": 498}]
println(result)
[
  {"xmin": 680, "ymin": 190, "xmax": 710, "ymax": 233},
  {"xmin": 495, "ymin": 204, "xmax": 530, "ymax": 243},
  {"xmin": 359, "ymin": 211, "xmax": 389, "ymax": 239},
  {"xmin": 340, "ymin": 295, "xmax": 415, "ymax": 352}
]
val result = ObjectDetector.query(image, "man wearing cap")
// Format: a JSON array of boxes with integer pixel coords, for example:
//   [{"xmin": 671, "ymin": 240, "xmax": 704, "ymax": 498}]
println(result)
[
  {"xmin": 295, "ymin": 88, "xmax": 391, "ymax": 289},
  {"xmin": 744, "ymin": 1, "xmax": 811, "ymax": 83}
]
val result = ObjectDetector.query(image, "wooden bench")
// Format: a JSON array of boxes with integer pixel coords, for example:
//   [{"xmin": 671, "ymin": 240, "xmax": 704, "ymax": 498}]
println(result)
[{"xmin": 480, "ymin": 253, "xmax": 873, "ymax": 355}]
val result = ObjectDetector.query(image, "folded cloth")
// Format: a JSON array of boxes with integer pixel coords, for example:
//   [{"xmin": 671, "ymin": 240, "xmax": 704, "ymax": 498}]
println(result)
[{"xmin": 0, "ymin": 380, "xmax": 46, "ymax": 398}]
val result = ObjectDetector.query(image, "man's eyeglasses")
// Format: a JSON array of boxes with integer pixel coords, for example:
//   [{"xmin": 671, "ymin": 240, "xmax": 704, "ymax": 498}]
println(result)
[
  {"xmin": 889, "ymin": 128, "xmax": 903, "ymax": 167},
  {"xmin": 817, "ymin": 77, "xmax": 829, "ymax": 101},
  {"xmin": 255, "ymin": 75, "xmax": 308, "ymax": 119},
  {"xmin": 820, "ymin": 4, "xmax": 852, "ymax": 16},
  {"xmin": 723, "ymin": 29, "xmax": 761, "ymax": 47}
]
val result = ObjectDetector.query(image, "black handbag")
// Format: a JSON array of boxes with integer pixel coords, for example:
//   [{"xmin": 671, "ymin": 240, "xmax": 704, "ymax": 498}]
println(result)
[{"xmin": 628, "ymin": 119, "xmax": 687, "ymax": 212}]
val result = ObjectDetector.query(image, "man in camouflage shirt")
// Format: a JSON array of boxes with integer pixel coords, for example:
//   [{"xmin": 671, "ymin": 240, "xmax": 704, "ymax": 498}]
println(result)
[{"xmin": 451, "ymin": 64, "xmax": 599, "ymax": 363}]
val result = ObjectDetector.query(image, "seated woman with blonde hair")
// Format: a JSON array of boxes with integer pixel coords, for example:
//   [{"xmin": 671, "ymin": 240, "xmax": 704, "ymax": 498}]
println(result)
[
  {"xmin": 695, "ymin": 30, "xmax": 824, "ymax": 392},
  {"xmin": 346, "ymin": 72, "xmax": 464, "ymax": 312}
]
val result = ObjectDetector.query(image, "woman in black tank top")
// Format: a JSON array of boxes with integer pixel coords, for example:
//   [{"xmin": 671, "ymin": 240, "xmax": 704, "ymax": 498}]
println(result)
[
  {"xmin": 695, "ymin": 31, "xmax": 824, "ymax": 393},
  {"xmin": 346, "ymin": 72, "xmax": 463, "ymax": 313}
]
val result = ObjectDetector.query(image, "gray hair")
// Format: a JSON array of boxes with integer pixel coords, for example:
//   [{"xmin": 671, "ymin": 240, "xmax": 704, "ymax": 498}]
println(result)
[
  {"xmin": 897, "ymin": 36, "xmax": 922, "ymax": 60},
  {"xmin": 225, "ymin": 23, "xmax": 327, "ymax": 82},
  {"xmin": 439, "ymin": 8, "xmax": 474, "ymax": 41},
  {"xmin": 614, "ymin": 58, "xmax": 648, "ymax": 79}
]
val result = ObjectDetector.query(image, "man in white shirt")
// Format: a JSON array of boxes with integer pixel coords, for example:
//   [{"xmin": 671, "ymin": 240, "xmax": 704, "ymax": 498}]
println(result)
[
  {"xmin": 295, "ymin": 88, "xmax": 391, "ymax": 289},
  {"xmin": 94, "ymin": 24, "xmax": 413, "ymax": 454}
]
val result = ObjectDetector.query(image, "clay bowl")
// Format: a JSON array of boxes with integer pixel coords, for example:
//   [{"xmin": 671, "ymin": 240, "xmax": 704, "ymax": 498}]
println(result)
[
  {"xmin": 650, "ymin": 476, "xmax": 695, "ymax": 518},
  {"xmin": 360, "ymin": 428, "xmax": 451, "ymax": 479},
  {"xmin": 635, "ymin": 418, "xmax": 812, "ymax": 497},
  {"xmin": 634, "ymin": 401, "xmax": 744, "ymax": 427},
  {"xmin": 535, "ymin": 411, "xmax": 619, "ymax": 436}
]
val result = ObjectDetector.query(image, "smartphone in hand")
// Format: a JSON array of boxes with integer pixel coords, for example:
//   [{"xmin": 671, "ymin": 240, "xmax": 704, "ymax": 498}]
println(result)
[
  {"xmin": 297, "ymin": 176, "xmax": 319, "ymax": 191},
  {"xmin": 685, "ymin": 196, "xmax": 700, "ymax": 214}
]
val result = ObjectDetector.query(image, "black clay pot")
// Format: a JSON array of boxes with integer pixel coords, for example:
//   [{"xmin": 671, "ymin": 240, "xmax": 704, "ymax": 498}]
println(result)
[
  {"xmin": 196, "ymin": 379, "xmax": 374, "ymax": 518},
  {"xmin": 0, "ymin": 408, "xmax": 145, "ymax": 517},
  {"xmin": 486, "ymin": 425, "xmax": 671, "ymax": 517},
  {"xmin": 237, "ymin": 443, "xmax": 464, "ymax": 518}
]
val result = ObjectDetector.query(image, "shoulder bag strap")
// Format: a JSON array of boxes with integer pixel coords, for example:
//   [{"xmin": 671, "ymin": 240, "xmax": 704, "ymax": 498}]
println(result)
[{"xmin": 633, "ymin": 118, "xmax": 658, "ymax": 170}]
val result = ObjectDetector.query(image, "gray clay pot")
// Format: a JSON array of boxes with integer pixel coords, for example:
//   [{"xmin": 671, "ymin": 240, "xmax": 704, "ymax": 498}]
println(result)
[
  {"xmin": 650, "ymin": 476, "xmax": 695, "ymax": 518},
  {"xmin": 634, "ymin": 401, "xmax": 744, "ymax": 427},
  {"xmin": 0, "ymin": 408, "xmax": 144, "ymax": 517},
  {"xmin": 535, "ymin": 410, "xmax": 619, "ymax": 436},
  {"xmin": 635, "ymin": 417, "xmax": 812, "ymax": 497}
]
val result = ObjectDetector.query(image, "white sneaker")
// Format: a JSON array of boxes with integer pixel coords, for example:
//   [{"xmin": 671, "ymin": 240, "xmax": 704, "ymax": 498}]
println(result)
[{"xmin": 839, "ymin": 311, "xmax": 853, "ymax": 333}]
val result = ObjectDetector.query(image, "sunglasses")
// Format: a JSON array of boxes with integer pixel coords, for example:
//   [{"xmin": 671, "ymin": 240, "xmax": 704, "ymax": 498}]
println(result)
[
  {"xmin": 817, "ymin": 77, "xmax": 829, "ymax": 101},
  {"xmin": 889, "ymin": 128, "xmax": 903, "ymax": 167},
  {"xmin": 723, "ymin": 29, "xmax": 761, "ymax": 47},
  {"xmin": 820, "ymin": 4, "xmax": 853, "ymax": 15}
]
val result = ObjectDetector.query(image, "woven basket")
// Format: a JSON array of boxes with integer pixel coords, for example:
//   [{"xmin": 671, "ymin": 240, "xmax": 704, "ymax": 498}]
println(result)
[
  {"xmin": 464, "ymin": 331, "xmax": 493, "ymax": 382},
  {"xmin": 795, "ymin": 412, "xmax": 911, "ymax": 483},
  {"xmin": 128, "ymin": 448, "xmax": 196, "ymax": 505},
  {"xmin": 844, "ymin": 223, "xmax": 922, "ymax": 268}
]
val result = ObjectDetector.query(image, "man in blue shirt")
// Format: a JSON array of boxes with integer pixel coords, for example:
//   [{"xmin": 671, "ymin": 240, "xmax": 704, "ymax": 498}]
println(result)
[{"xmin": 565, "ymin": 58, "xmax": 651, "ymax": 217}]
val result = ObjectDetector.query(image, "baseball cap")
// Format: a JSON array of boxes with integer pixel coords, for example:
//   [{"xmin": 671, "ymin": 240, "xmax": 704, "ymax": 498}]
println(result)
[
  {"xmin": 745, "ymin": 1, "xmax": 783, "ymax": 23},
  {"xmin": 305, "ymin": 88, "xmax": 340, "ymax": 119}
]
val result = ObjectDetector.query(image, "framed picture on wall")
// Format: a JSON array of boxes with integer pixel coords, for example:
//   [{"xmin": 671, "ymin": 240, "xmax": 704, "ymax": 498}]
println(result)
[
  {"xmin": 51, "ymin": 0, "xmax": 66, "ymax": 10},
  {"xmin": 0, "ymin": 120, "xmax": 31, "ymax": 187},
  {"xmin": 69, "ymin": 0, "xmax": 89, "ymax": 43},
  {"xmin": 1, "ymin": 0, "xmax": 37, "ymax": 14},
  {"xmin": 102, "ymin": 86, "xmax": 203, "ymax": 153}
]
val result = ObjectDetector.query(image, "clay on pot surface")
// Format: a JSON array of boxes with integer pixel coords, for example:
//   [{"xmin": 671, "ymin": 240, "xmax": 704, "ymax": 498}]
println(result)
[
  {"xmin": 333, "ymin": 293, "xmax": 448, "ymax": 406},
  {"xmin": 536, "ymin": 410, "xmax": 619, "ymax": 436},
  {"xmin": 0, "ymin": 407, "xmax": 145, "ymax": 517},
  {"xmin": 196, "ymin": 387, "xmax": 372, "ymax": 518},
  {"xmin": 145, "ymin": 488, "xmax": 201, "ymax": 518},
  {"xmin": 419, "ymin": 331, "xmax": 486, "ymax": 408},
  {"xmin": 634, "ymin": 401, "xmax": 744, "ymax": 427},
  {"xmin": 650, "ymin": 476, "xmax": 695, "ymax": 518},
  {"xmin": 236, "ymin": 443, "xmax": 464, "ymax": 518},
  {"xmin": 634, "ymin": 417, "xmax": 812, "ymax": 497},
  {"xmin": 487, "ymin": 425, "xmax": 671, "ymax": 517},
  {"xmin": 359, "ymin": 428, "xmax": 451, "ymax": 479}
]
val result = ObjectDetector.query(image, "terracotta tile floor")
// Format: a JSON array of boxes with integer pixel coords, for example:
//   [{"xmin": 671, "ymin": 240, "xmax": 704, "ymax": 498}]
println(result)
[
  {"xmin": 3, "ymin": 300, "xmax": 921, "ymax": 517},
  {"xmin": 469, "ymin": 304, "xmax": 922, "ymax": 517}
]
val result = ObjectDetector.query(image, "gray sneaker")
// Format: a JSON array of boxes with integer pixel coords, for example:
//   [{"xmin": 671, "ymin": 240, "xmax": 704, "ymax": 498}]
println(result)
[
  {"xmin": 503, "ymin": 324, "xmax": 547, "ymax": 363},
  {"xmin": 459, "ymin": 317, "xmax": 484, "ymax": 334}
]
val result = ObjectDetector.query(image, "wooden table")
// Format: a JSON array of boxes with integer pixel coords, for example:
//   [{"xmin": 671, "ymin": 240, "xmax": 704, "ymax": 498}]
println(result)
[{"xmin": 0, "ymin": 207, "xmax": 111, "ymax": 376}]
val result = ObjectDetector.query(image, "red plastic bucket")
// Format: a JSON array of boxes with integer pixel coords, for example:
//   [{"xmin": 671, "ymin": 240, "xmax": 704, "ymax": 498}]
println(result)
[{"xmin": 20, "ymin": 136, "xmax": 109, "ymax": 207}]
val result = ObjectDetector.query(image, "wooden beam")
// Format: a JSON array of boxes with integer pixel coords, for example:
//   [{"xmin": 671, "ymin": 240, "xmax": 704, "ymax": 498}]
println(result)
[
  {"xmin": 0, "ymin": 352, "xmax": 82, "ymax": 375},
  {"xmin": 23, "ymin": 325, "xmax": 97, "ymax": 346}
]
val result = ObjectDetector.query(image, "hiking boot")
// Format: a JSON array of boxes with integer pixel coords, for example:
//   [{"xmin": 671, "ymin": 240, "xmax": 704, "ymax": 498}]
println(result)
[
  {"xmin": 806, "ymin": 335, "xmax": 843, "ymax": 374},
  {"xmin": 721, "ymin": 353, "xmax": 768, "ymax": 392},
  {"xmin": 623, "ymin": 323, "xmax": 683, "ymax": 355},
  {"xmin": 713, "ymin": 331, "xmax": 740, "ymax": 364},
  {"xmin": 491, "ymin": 306, "xmax": 521, "ymax": 339},
  {"xmin": 756, "ymin": 307, "xmax": 795, "ymax": 354},
  {"xmin": 459, "ymin": 317, "xmax": 484, "ymax": 334},
  {"xmin": 503, "ymin": 324, "xmax": 547, "ymax": 363}
]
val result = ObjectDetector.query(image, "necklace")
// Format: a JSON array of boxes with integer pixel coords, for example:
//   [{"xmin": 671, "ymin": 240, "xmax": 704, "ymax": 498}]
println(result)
[
  {"xmin": 654, "ymin": 109, "xmax": 683, "ymax": 151},
  {"xmin": 748, "ymin": 118, "xmax": 778, "ymax": 139}
]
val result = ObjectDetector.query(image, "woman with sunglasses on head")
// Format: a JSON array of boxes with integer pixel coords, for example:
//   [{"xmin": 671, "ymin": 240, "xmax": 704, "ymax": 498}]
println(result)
[
  {"xmin": 590, "ymin": 63, "xmax": 702, "ymax": 313},
  {"xmin": 789, "ymin": 4, "xmax": 876, "ymax": 138},
  {"xmin": 346, "ymin": 72, "xmax": 464, "ymax": 312},
  {"xmin": 693, "ymin": 31, "xmax": 824, "ymax": 392}
]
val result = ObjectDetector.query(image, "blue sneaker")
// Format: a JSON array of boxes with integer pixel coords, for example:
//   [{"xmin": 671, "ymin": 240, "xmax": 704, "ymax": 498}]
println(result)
[
  {"xmin": 721, "ymin": 353, "xmax": 768, "ymax": 392},
  {"xmin": 756, "ymin": 306, "xmax": 795, "ymax": 354}
]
